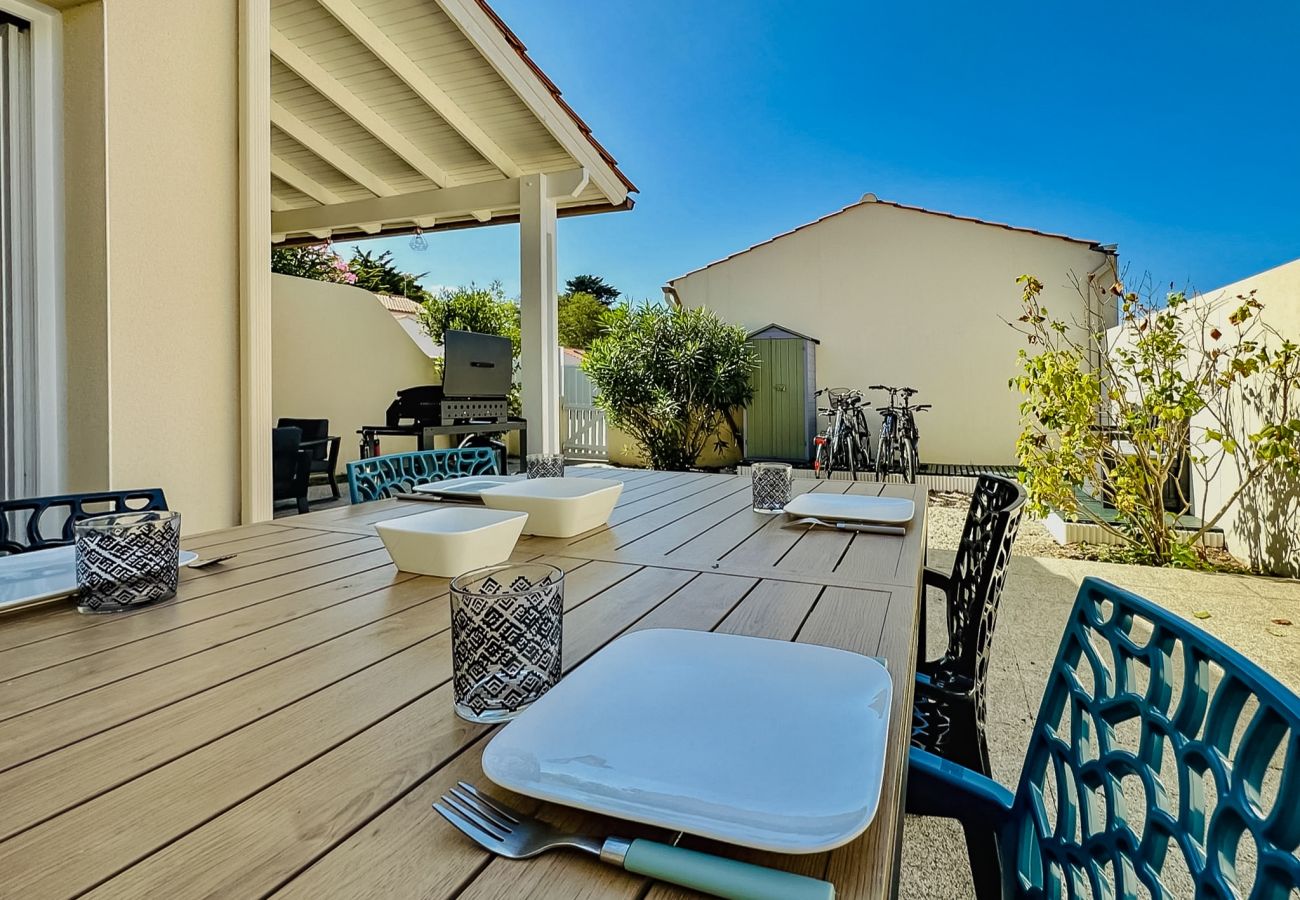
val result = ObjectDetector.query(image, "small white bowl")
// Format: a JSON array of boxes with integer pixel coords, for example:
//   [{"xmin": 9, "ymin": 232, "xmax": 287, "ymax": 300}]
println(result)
[
  {"xmin": 374, "ymin": 507, "xmax": 528, "ymax": 577},
  {"xmin": 480, "ymin": 477, "xmax": 623, "ymax": 538}
]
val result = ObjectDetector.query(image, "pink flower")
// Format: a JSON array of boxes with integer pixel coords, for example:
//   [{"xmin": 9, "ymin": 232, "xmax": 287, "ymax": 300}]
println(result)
[{"xmin": 343, "ymin": 272, "xmax": 357, "ymax": 284}]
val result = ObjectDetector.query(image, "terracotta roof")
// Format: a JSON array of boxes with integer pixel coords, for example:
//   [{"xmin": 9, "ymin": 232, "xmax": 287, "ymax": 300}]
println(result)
[
  {"xmin": 375, "ymin": 294, "xmax": 424, "ymax": 315},
  {"xmin": 475, "ymin": 0, "xmax": 637, "ymax": 196},
  {"xmin": 668, "ymin": 194, "xmax": 1113, "ymax": 284}
]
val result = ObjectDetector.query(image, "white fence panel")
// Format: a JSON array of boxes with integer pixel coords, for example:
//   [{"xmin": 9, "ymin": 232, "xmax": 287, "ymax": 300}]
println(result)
[{"xmin": 563, "ymin": 406, "xmax": 608, "ymax": 459}]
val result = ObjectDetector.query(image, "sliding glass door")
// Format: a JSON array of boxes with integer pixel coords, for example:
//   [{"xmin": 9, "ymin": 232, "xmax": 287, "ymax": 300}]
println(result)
[{"xmin": 0, "ymin": 13, "xmax": 34, "ymax": 500}]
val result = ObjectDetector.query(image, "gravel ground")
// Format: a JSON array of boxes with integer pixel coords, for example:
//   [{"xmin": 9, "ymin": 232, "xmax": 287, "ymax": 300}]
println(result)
[{"xmin": 927, "ymin": 490, "xmax": 1073, "ymax": 558}]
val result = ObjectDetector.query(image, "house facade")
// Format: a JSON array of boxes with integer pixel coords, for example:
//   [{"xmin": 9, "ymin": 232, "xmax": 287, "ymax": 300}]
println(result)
[
  {"xmin": 2, "ymin": 0, "xmax": 633, "ymax": 532},
  {"xmin": 666, "ymin": 194, "xmax": 1118, "ymax": 465}
]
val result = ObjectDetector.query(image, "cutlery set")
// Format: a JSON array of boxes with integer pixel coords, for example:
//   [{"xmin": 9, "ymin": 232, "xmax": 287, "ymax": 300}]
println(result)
[{"xmin": 435, "ymin": 781, "xmax": 834, "ymax": 900}]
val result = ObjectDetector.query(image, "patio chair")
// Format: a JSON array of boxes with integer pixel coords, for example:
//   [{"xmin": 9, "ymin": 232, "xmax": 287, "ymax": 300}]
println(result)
[
  {"xmin": 345, "ymin": 447, "xmax": 500, "ymax": 504},
  {"xmin": 277, "ymin": 417, "xmax": 341, "ymax": 501},
  {"xmin": 272, "ymin": 426, "xmax": 313, "ymax": 515},
  {"xmin": 908, "ymin": 577, "xmax": 1300, "ymax": 900},
  {"xmin": 912, "ymin": 474, "xmax": 1026, "ymax": 777},
  {"xmin": 0, "ymin": 488, "xmax": 169, "ymax": 554}
]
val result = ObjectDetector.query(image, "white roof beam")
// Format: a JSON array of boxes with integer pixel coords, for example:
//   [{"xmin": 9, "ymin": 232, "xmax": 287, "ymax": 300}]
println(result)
[
  {"xmin": 434, "ymin": 0, "xmax": 626, "ymax": 204},
  {"xmin": 270, "ymin": 195, "xmax": 293, "ymax": 212},
  {"xmin": 271, "ymin": 167, "xmax": 587, "ymax": 236},
  {"xmin": 270, "ymin": 27, "xmax": 451, "ymax": 188},
  {"xmin": 270, "ymin": 153, "xmax": 345, "ymax": 206},
  {"xmin": 315, "ymin": 0, "xmax": 523, "ymax": 179},
  {"xmin": 271, "ymin": 100, "xmax": 397, "ymax": 197},
  {"xmin": 471, "ymin": 209, "xmax": 492, "ymax": 223}
]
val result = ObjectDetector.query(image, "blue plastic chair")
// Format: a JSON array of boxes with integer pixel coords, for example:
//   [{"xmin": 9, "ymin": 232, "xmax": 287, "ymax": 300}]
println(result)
[
  {"xmin": 909, "ymin": 577, "xmax": 1300, "ymax": 899},
  {"xmin": 345, "ymin": 448, "xmax": 500, "ymax": 504}
]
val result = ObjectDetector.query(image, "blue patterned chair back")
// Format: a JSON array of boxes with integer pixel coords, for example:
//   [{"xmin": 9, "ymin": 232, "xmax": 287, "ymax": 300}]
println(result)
[
  {"xmin": 0, "ymin": 489, "xmax": 169, "ymax": 555},
  {"xmin": 345, "ymin": 448, "xmax": 500, "ymax": 503},
  {"xmin": 1007, "ymin": 577, "xmax": 1300, "ymax": 897}
]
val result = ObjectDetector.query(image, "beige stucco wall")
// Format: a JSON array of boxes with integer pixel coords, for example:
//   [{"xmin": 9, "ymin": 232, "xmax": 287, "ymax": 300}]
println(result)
[
  {"xmin": 1109, "ymin": 259, "xmax": 1300, "ymax": 576},
  {"xmin": 605, "ymin": 418, "xmax": 743, "ymax": 469},
  {"xmin": 60, "ymin": 0, "xmax": 242, "ymax": 534},
  {"xmin": 670, "ymin": 201, "xmax": 1117, "ymax": 465},
  {"xmin": 272, "ymin": 275, "xmax": 437, "ymax": 467}
]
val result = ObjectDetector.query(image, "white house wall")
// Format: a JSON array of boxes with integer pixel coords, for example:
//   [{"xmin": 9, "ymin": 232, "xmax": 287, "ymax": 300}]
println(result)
[
  {"xmin": 60, "ymin": 0, "xmax": 243, "ymax": 534},
  {"xmin": 272, "ymin": 274, "xmax": 436, "ymax": 467},
  {"xmin": 671, "ymin": 202, "xmax": 1117, "ymax": 464}
]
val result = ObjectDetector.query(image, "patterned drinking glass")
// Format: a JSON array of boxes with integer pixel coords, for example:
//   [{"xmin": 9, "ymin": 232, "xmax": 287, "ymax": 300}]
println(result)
[
  {"xmin": 526, "ymin": 452, "xmax": 566, "ymax": 479},
  {"xmin": 449, "ymin": 563, "xmax": 565, "ymax": 723},
  {"xmin": 751, "ymin": 462, "xmax": 793, "ymax": 513},
  {"xmin": 74, "ymin": 510, "xmax": 181, "ymax": 613}
]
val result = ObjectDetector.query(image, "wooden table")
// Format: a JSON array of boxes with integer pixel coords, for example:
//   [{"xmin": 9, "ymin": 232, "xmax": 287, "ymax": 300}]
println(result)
[{"xmin": 0, "ymin": 469, "xmax": 926, "ymax": 899}]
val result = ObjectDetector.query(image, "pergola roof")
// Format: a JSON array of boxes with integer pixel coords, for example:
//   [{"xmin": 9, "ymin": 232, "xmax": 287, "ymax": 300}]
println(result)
[{"xmin": 269, "ymin": 0, "xmax": 636, "ymax": 245}]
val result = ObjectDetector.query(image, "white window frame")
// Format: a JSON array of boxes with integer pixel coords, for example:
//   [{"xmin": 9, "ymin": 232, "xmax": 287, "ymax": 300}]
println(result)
[{"xmin": 1, "ymin": 0, "xmax": 63, "ymax": 497}]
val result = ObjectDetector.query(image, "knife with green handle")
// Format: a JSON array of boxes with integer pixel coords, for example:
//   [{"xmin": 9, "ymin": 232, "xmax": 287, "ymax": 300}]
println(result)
[{"xmin": 434, "ymin": 781, "xmax": 835, "ymax": 900}]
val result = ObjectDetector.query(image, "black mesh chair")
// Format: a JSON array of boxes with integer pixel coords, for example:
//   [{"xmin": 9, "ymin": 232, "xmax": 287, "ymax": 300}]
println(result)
[
  {"xmin": 911, "ymin": 474, "xmax": 1027, "ymax": 777},
  {"xmin": 277, "ymin": 417, "xmax": 341, "ymax": 501},
  {"xmin": 272, "ymin": 427, "xmax": 313, "ymax": 515},
  {"xmin": 0, "ymin": 488, "xmax": 169, "ymax": 555}
]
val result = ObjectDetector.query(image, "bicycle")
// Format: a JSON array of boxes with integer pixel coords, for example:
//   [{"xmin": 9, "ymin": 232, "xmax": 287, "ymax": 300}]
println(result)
[
  {"xmin": 870, "ymin": 385, "xmax": 930, "ymax": 483},
  {"xmin": 812, "ymin": 388, "xmax": 871, "ymax": 478}
]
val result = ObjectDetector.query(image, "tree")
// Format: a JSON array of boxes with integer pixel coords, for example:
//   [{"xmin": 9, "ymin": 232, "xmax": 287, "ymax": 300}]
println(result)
[
  {"xmin": 582, "ymin": 303, "xmax": 757, "ymax": 470},
  {"xmin": 1010, "ymin": 273, "xmax": 1300, "ymax": 568},
  {"xmin": 557, "ymin": 291, "xmax": 609, "ymax": 350},
  {"xmin": 348, "ymin": 248, "xmax": 431, "ymax": 302},
  {"xmin": 564, "ymin": 274, "xmax": 619, "ymax": 305},
  {"xmin": 271, "ymin": 245, "xmax": 356, "ymax": 284},
  {"xmin": 417, "ymin": 281, "xmax": 520, "ymax": 353}
]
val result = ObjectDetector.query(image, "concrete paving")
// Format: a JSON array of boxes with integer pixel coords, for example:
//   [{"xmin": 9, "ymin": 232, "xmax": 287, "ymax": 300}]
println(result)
[{"xmin": 899, "ymin": 551, "xmax": 1300, "ymax": 899}]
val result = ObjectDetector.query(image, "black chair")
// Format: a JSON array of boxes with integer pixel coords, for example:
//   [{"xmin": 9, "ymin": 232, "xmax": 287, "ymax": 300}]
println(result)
[
  {"xmin": 272, "ymin": 427, "xmax": 313, "ymax": 515},
  {"xmin": 277, "ymin": 417, "xmax": 341, "ymax": 501},
  {"xmin": 911, "ymin": 474, "xmax": 1027, "ymax": 778},
  {"xmin": 0, "ymin": 488, "xmax": 169, "ymax": 555}
]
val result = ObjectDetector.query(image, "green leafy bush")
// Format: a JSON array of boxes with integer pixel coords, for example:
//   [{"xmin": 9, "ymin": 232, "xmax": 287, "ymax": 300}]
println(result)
[
  {"xmin": 1011, "ymin": 274, "xmax": 1300, "ymax": 567},
  {"xmin": 582, "ymin": 303, "xmax": 757, "ymax": 470}
]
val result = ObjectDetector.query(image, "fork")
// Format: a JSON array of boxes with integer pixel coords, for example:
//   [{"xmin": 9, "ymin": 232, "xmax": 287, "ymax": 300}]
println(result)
[
  {"xmin": 434, "ymin": 782, "xmax": 834, "ymax": 900},
  {"xmin": 785, "ymin": 517, "xmax": 905, "ymax": 536}
]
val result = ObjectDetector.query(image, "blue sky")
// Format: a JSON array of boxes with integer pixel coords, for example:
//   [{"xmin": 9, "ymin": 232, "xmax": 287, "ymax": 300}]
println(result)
[{"xmin": 370, "ymin": 1, "xmax": 1300, "ymax": 303}]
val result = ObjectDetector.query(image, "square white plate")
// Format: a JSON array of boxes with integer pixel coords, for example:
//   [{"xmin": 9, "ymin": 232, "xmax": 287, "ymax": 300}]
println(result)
[
  {"xmin": 782, "ymin": 493, "xmax": 915, "ymax": 525},
  {"xmin": 411, "ymin": 474, "xmax": 524, "ymax": 499},
  {"xmin": 0, "ymin": 546, "xmax": 199, "ymax": 614},
  {"xmin": 482, "ymin": 628, "xmax": 893, "ymax": 853}
]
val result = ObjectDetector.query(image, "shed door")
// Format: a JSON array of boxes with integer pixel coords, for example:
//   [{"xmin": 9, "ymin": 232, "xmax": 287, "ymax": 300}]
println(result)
[{"xmin": 748, "ymin": 340, "xmax": 805, "ymax": 460}]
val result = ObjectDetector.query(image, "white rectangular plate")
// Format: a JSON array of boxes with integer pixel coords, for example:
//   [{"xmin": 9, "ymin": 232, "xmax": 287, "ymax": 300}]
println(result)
[
  {"xmin": 783, "ymin": 493, "xmax": 915, "ymax": 525},
  {"xmin": 483, "ymin": 628, "xmax": 893, "ymax": 853},
  {"xmin": 0, "ymin": 546, "xmax": 199, "ymax": 614},
  {"xmin": 411, "ymin": 474, "xmax": 524, "ymax": 499}
]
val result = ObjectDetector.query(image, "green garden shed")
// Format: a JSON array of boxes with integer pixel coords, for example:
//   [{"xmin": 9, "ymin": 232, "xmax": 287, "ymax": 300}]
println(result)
[{"xmin": 744, "ymin": 324, "xmax": 819, "ymax": 463}]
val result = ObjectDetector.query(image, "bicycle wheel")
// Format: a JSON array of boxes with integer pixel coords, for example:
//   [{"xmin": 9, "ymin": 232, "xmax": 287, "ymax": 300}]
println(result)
[
  {"xmin": 874, "ymin": 420, "xmax": 891, "ymax": 480},
  {"xmin": 845, "ymin": 431, "xmax": 859, "ymax": 479},
  {"xmin": 813, "ymin": 436, "xmax": 830, "ymax": 479},
  {"xmin": 903, "ymin": 436, "xmax": 917, "ymax": 484}
]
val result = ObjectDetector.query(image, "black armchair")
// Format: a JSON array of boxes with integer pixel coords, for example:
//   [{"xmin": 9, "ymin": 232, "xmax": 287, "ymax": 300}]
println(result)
[
  {"xmin": 911, "ymin": 474, "xmax": 1027, "ymax": 777},
  {"xmin": 0, "ymin": 489, "xmax": 169, "ymax": 555},
  {"xmin": 272, "ymin": 427, "xmax": 313, "ymax": 515},
  {"xmin": 277, "ymin": 417, "xmax": 341, "ymax": 501}
]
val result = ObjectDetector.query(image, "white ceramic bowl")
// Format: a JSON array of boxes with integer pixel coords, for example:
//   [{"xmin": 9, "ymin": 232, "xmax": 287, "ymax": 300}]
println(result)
[
  {"xmin": 374, "ymin": 507, "xmax": 528, "ymax": 577},
  {"xmin": 480, "ymin": 477, "xmax": 623, "ymax": 538}
]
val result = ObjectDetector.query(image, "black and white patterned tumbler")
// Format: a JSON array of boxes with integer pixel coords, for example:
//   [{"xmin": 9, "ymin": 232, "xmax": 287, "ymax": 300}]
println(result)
[{"xmin": 449, "ymin": 563, "xmax": 565, "ymax": 723}]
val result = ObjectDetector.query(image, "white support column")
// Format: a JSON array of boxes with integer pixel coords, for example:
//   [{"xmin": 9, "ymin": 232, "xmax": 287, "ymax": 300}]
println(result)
[
  {"xmin": 239, "ymin": 0, "xmax": 273, "ymax": 522},
  {"xmin": 518, "ymin": 173, "xmax": 560, "ymax": 454}
]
